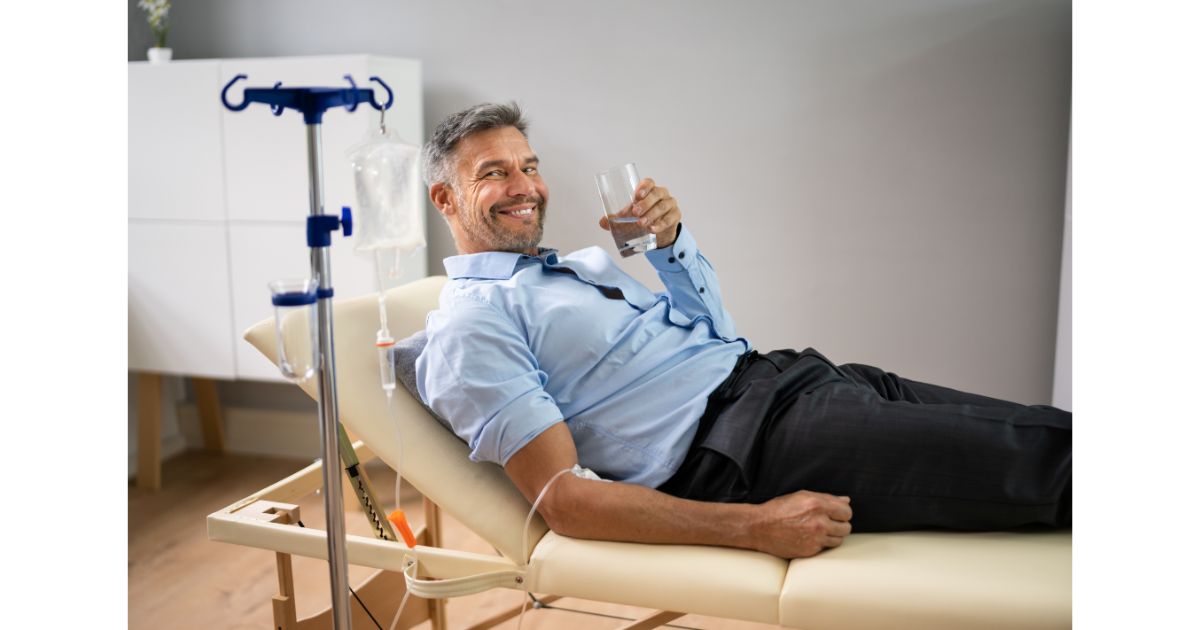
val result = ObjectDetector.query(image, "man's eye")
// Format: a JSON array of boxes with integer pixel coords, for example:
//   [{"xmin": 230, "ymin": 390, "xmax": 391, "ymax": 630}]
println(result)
[
  {"xmin": 485, "ymin": 170, "xmax": 504, "ymax": 178},
  {"xmin": 524, "ymin": 167, "xmax": 538, "ymax": 175}
]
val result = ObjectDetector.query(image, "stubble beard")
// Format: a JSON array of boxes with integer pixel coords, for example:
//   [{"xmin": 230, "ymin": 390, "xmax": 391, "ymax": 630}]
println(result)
[{"xmin": 457, "ymin": 190, "xmax": 547, "ymax": 253}]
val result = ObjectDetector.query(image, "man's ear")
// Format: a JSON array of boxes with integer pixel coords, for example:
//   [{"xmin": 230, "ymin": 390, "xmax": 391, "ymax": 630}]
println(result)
[{"xmin": 430, "ymin": 182, "xmax": 455, "ymax": 217}]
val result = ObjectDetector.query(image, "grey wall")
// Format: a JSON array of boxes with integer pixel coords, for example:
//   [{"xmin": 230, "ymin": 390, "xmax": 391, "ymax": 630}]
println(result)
[
  {"xmin": 1053, "ymin": 140, "xmax": 1071, "ymax": 410},
  {"xmin": 130, "ymin": 0, "xmax": 1070, "ymax": 404}
]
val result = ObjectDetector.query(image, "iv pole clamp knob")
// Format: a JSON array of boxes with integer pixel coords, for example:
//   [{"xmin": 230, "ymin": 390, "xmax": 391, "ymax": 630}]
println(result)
[
  {"xmin": 306, "ymin": 208, "xmax": 352, "ymax": 300},
  {"xmin": 307, "ymin": 207, "xmax": 353, "ymax": 247}
]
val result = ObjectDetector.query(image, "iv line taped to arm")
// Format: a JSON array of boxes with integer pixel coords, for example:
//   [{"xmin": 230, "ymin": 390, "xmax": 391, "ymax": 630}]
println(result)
[
  {"xmin": 522, "ymin": 466, "xmax": 609, "ymax": 563},
  {"xmin": 392, "ymin": 466, "xmax": 610, "ymax": 597},
  {"xmin": 387, "ymin": 465, "xmax": 610, "ymax": 630}
]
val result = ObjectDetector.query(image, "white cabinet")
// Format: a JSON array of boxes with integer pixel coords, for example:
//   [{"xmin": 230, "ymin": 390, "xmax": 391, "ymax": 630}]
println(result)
[
  {"xmin": 128, "ymin": 61, "xmax": 226, "ymax": 222},
  {"xmin": 129, "ymin": 55, "xmax": 426, "ymax": 382},
  {"xmin": 226, "ymin": 222, "xmax": 383, "ymax": 381},
  {"xmin": 128, "ymin": 223, "xmax": 236, "ymax": 378}
]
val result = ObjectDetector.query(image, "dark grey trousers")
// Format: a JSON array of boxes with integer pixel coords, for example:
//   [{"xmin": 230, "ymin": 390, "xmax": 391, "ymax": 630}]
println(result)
[{"xmin": 657, "ymin": 348, "xmax": 1072, "ymax": 533}]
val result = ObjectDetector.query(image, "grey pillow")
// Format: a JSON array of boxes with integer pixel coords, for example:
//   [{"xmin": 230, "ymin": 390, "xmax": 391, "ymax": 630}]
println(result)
[{"xmin": 391, "ymin": 330, "xmax": 456, "ymax": 433}]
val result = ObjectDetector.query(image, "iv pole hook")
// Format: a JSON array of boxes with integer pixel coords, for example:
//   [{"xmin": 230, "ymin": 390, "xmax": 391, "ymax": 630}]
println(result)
[
  {"xmin": 342, "ymin": 75, "xmax": 360, "ymax": 113},
  {"xmin": 369, "ymin": 76, "xmax": 394, "ymax": 111},
  {"xmin": 220, "ymin": 74, "xmax": 250, "ymax": 111}
]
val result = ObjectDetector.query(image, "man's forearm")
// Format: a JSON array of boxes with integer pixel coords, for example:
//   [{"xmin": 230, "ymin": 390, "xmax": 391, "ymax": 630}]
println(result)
[
  {"xmin": 540, "ymin": 476, "xmax": 759, "ymax": 551},
  {"xmin": 504, "ymin": 422, "xmax": 851, "ymax": 558}
]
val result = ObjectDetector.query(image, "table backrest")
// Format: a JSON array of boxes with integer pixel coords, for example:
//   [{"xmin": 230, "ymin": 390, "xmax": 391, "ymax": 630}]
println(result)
[{"xmin": 243, "ymin": 276, "xmax": 546, "ymax": 563}]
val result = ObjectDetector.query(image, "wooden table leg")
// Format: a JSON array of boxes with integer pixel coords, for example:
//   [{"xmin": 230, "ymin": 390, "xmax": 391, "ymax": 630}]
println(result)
[
  {"xmin": 423, "ymin": 497, "xmax": 447, "ymax": 630},
  {"xmin": 273, "ymin": 552, "xmax": 299, "ymax": 630},
  {"xmin": 615, "ymin": 610, "xmax": 686, "ymax": 630},
  {"xmin": 136, "ymin": 372, "xmax": 162, "ymax": 490},
  {"xmin": 192, "ymin": 377, "xmax": 226, "ymax": 451}
]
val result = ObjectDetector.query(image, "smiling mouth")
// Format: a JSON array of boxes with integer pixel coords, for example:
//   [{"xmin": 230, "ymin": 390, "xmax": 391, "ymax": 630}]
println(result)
[{"xmin": 495, "ymin": 204, "xmax": 538, "ymax": 219}]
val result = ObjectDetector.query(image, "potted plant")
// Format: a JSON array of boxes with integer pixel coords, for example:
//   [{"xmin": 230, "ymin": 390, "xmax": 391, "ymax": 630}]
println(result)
[{"xmin": 138, "ymin": 0, "xmax": 172, "ymax": 63}]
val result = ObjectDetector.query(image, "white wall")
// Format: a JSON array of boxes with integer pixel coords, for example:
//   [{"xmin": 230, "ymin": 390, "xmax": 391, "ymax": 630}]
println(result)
[{"xmin": 130, "ymin": 0, "xmax": 1069, "ymax": 407}]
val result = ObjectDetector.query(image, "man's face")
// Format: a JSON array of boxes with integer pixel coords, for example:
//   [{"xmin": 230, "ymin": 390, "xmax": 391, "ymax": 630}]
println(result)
[{"xmin": 437, "ymin": 126, "xmax": 549, "ymax": 255}]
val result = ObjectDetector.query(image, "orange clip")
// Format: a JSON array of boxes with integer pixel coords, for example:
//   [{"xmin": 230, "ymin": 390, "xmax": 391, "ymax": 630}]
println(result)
[{"xmin": 388, "ymin": 509, "xmax": 417, "ymax": 548}]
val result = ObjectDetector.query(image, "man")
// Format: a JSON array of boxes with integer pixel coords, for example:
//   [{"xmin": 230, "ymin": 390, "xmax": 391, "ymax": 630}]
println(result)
[{"xmin": 415, "ymin": 103, "xmax": 1071, "ymax": 559}]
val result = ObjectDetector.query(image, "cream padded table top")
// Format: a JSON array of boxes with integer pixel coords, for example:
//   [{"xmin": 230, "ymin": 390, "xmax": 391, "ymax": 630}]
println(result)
[
  {"xmin": 780, "ymin": 530, "xmax": 1070, "ymax": 629},
  {"xmin": 244, "ymin": 275, "xmax": 1071, "ymax": 629}
]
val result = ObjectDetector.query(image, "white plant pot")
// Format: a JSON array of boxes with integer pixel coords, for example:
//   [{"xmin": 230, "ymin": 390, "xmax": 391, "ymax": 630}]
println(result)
[{"xmin": 147, "ymin": 47, "xmax": 173, "ymax": 64}]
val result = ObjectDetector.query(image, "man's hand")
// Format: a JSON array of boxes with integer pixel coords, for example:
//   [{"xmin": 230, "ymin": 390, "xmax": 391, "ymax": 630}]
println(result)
[
  {"xmin": 747, "ymin": 490, "xmax": 853, "ymax": 559},
  {"xmin": 598, "ymin": 178, "xmax": 682, "ymax": 249}
]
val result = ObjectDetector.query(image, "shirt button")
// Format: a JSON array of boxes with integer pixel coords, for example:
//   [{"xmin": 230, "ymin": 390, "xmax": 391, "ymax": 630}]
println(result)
[
  {"xmin": 699, "ymin": 287, "xmax": 705, "ymax": 293},
  {"xmin": 668, "ymin": 256, "xmax": 676, "ymax": 263},
  {"xmin": 679, "ymin": 251, "xmax": 686, "ymax": 258}
]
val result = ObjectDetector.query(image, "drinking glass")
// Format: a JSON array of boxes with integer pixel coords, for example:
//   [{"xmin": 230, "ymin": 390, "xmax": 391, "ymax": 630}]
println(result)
[{"xmin": 595, "ymin": 162, "xmax": 657, "ymax": 257}]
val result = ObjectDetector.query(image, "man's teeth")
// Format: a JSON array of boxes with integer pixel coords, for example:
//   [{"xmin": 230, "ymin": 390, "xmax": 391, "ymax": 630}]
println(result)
[{"xmin": 510, "ymin": 207, "xmax": 533, "ymax": 216}]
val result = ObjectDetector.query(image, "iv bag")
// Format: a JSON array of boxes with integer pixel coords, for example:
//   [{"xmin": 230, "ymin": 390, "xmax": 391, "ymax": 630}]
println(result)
[{"xmin": 346, "ymin": 127, "xmax": 426, "ymax": 254}]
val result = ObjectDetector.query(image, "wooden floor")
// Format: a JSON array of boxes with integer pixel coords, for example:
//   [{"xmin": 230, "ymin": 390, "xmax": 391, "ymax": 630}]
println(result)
[{"xmin": 129, "ymin": 450, "xmax": 782, "ymax": 630}]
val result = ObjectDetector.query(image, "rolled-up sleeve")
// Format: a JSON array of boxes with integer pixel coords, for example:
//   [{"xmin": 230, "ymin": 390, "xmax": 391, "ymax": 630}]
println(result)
[
  {"xmin": 645, "ymin": 224, "xmax": 739, "ymax": 340},
  {"xmin": 415, "ymin": 295, "xmax": 564, "ymax": 466}
]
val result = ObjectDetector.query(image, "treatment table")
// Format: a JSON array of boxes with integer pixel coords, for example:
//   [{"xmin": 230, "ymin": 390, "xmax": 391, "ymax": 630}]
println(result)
[{"xmin": 208, "ymin": 275, "xmax": 1071, "ymax": 629}]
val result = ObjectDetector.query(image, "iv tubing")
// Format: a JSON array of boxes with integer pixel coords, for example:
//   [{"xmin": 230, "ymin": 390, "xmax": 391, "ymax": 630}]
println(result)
[
  {"xmin": 374, "ymin": 250, "xmax": 408, "ymax": 544},
  {"xmin": 522, "ymin": 468, "xmax": 576, "ymax": 565},
  {"xmin": 386, "ymin": 465, "xmax": 606, "ymax": 624},
  {"xmin": 384, "ymin": 388, "xmax": 418, "ymax": 548},
  {"xmin": 387, "ymin": 587, "xmax": 413, "ymax": 630},
  {"xmin": 515, "ymin": 467, "xmax": 576, "ymax": 630}
]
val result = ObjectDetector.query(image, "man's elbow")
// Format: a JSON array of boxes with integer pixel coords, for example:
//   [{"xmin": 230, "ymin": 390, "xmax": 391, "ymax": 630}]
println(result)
[{"xmin": 533, "ymin": 480, "xmax": 585, "ymax": 538}]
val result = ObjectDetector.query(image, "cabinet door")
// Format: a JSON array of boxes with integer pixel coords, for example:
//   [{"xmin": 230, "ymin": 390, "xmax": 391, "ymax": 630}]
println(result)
[
  {"xmin": 228, "ymin": 223, "xmax": 388, "ymax": 382},
  {"xmin": 129, "ymin": 61, "xmax": 226, "ymax": 222},
  {"xmin": 129, "ymin": 222, "xmax": 236, "ymax": 378},
  {"xmin": 219, "ymin": 57, "xmax": 381, "ymax": 224}
]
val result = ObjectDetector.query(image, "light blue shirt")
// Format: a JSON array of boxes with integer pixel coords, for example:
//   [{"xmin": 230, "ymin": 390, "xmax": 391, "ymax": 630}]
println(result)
[{"xmin": 415, "ymin": 225, "xmax": 750, "ymax": 487}]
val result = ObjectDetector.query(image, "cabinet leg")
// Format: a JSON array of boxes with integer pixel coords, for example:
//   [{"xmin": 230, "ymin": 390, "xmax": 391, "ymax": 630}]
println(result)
[
  {"xmin": 193, "ymin": 377, "xmax": 226, "ymax": 451},
  {"xmin": 136, "ymin": 372, "xmax": 162, "ymax": 490}
]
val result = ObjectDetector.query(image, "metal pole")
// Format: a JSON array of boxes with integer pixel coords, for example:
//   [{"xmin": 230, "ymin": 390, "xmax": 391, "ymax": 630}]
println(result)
[{"xmin": 305, "ymin": 122, "xmax": 352, "ymax": 630}]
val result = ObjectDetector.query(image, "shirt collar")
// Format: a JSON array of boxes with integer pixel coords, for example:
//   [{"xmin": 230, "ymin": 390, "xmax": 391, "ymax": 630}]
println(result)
[{"xmin": 443, "ymin": 247, "xmax": 560, "ymax": 280}]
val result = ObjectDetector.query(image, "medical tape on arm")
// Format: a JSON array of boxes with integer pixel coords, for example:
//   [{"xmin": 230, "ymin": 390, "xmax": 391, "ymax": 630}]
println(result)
[{"xmin": 522, "ymin": 465, "xmax": 610, "ymax": 564}]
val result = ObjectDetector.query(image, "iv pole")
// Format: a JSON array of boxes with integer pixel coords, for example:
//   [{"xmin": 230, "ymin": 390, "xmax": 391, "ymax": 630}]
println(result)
[
  {"xmin": 222, "ymin": 74, "xmax": 395, "ymax": 630},
  {"xmin": 307, "ymin": 118, "xmax": 353, "ymax": 630}
]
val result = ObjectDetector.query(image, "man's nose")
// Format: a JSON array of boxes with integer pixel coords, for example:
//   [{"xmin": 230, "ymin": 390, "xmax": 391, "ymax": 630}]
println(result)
[{"xmin": 508, "ymin": 170, "xmax": 536, "ymax": 197}]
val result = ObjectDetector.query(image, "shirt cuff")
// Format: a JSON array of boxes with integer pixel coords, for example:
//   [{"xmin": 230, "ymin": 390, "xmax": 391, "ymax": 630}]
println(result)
[
  {"xmin": 646, "ymin": 223, "xmax": 698, "ymax": 273},
  {"xmin": 474, "ymin": 389, "xmax": 565, "ymax": 466}
]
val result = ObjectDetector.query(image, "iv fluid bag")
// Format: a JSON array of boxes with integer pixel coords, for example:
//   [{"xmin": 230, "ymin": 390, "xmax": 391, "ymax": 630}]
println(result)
[{"xmin": 346, "ymin": 127, "xmax": 426, "ymax": 254}]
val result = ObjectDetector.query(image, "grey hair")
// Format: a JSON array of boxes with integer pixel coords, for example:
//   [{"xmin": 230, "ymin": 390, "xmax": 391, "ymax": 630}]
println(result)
[{"xmin": 421, "ymin": 102, "xmax": 529, "ymax": 188}]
